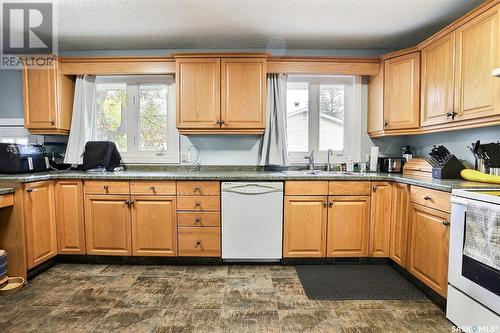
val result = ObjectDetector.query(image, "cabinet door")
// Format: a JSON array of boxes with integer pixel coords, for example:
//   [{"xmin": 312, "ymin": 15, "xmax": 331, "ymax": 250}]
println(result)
[
  {"xmin": 421, "ymin": 33, "xmax": 456, "ymax": 127},
  {"xmin": 408, "ymin": 204, "xmax": 450, "ymax": 297},
  {"xmin": 383, "ymin": 52, "xmax": 420, "ymax": 130},
  {"xmin": 284, "ymin": 196, "xmax": 327, "ymax": 257},
  {"xmin": 23, "ymin": 66, "xmax": 57, "ymax": 130},
  {"xmin": 176, "ymin": 58, "xmax": 221, "ymax": 129},
  {"xmin": 131, "ymin": 196, "xmax": 177, "ymax": 256},
  {"xmin": 221, "ymin": 58, "xmax": 266, "ymax": 129},
  {"xmin": 367, "ymin": 64, "xmax": 384, "ymax": 134},
  {"xmin": 327, "ymin": 196, "xmax": 370, "ymax": 257},
  {"xmin": 370, "ymin": 182, "xmax": 392, "ymax": 257},
  {"xmin": 55, "ymin": 181, "xmax": 85, "ymax": 254},
  {"xmin": 84, "ymin": 195, "xmax": 132, "ymax": 256},
  {"xmin": 390, "ymin": 183, "xmax": 410, "ymax": 267},
  {"xmin": 455, "ymin": 5, "xmax": 500, "ymax": 122},
  {"xmin": 24, "ymin": 181, "xmax": 57, "ymax": 269}
]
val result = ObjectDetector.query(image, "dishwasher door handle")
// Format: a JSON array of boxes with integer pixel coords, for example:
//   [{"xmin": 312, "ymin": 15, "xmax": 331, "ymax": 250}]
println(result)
[{"xmin": 223, "ymin": 184, "xmax": 282, "ymax": 195}]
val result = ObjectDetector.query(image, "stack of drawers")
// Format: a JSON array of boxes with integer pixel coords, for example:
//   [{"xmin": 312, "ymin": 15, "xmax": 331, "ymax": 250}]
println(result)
[{"xmin": 177, "ymin": 181, "xmax": 221, "ymax": 257}]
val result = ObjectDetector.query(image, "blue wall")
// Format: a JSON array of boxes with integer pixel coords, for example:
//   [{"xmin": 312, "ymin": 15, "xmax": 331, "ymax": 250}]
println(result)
[{"xmin": 0, "ymin": 69, "xmax": 23, "ymax": 119}]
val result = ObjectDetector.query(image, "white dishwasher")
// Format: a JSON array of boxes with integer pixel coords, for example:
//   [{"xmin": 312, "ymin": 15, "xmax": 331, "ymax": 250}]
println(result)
[{"xmin": 222, "ymin": 182, "xmax": 283, "ymax": 261}]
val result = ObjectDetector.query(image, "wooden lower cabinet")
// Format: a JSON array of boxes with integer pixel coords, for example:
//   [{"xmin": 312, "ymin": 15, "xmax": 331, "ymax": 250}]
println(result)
[
  {"xmin": 131, "ymin": 196, "xmax": 177, "ymax": 256},
  {"xmin": 390, "ymin": 183, "xmax": 410, "ymax": 267},
  {"xmin": 370, "ymin": 182, "xmax": 392, "ymax": 257},
  {"xmin": 24, "ymin": 181, "xmax": 57, "ymax": 269},
  {"xmin": 55, "ymin": 181, "xmax": 85, "ymax": 255},
  {"xmin": 408, "ymin": 204, "xmax": 450, "ymax": 297},
  {"xmin": 178, "ymin": 227, "xmax": 220, "ymax": 257},
  {"xmin": 326, "ymin": 196, "xmax": 370, "ymax": 257},
  {"xmin": 284, "ymin": 196, "xmax": 328, "ymax": 258},
  {"xmin": 84, "ymin": 195, "xmax": 132, "ymax": 256}
]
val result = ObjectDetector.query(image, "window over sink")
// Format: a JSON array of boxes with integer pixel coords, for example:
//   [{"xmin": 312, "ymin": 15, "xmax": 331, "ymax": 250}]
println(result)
[
  {"xmin": 286, "ymin": 75, "xmax": 361, "ymax": 164},
  {"xmin": 94, "ymin": 75, "xmax": 179, "ymax": 164}
]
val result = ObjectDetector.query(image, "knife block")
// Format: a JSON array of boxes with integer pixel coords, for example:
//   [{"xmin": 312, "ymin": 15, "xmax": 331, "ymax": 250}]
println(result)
[{"xmin": 431, "ymin": 155, "xmax": 465, "ymax": 179}]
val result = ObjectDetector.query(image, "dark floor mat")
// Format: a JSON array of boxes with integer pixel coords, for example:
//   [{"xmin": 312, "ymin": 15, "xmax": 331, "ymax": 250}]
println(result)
[{"xmin": 295, "ymin": 264, "xmax": 427, "ymax": 300}]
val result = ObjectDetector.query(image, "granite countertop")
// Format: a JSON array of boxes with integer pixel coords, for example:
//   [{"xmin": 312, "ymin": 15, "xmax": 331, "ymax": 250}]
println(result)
[
  {"xmin": 0, "ymin": 187, "xmax": 15, "ymax": 195},
  {"xmin": 0, "ymin": 169, "xmax": 499, "ymax": 192}
]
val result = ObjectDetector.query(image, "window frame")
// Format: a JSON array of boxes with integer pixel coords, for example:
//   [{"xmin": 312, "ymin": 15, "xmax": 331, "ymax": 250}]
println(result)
[
  {"xmin": 286, "ymin": 75, "xmax": 361, "ymax": 164},
  {"xmin": 95, "ymin": 75, "xmax": 179, "ymax": 164}
]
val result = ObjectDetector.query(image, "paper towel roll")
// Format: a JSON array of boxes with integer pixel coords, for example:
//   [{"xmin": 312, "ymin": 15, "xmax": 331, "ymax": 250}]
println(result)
[{"xmin": 370, "ymin": 147, "xmax": 379, "ymax": 172}]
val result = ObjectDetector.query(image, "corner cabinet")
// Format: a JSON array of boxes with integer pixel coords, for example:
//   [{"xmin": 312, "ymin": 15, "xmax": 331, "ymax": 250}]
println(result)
[
  {"xmin": 175, "ymin": 54, "xmax": 267, "ymax": 135},
  {"xmin": 24, "ymin": 181, "xmax": 57, "ymax": 269},
  {"xmin": 23, "ymin": 62, "xmax": 75, "ymax": 135}
]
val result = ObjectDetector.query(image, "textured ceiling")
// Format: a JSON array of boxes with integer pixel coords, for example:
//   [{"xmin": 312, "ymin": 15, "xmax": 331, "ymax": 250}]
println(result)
[{"xmin": 54, "ymin": 0, "xmax": 485, "ymax": 51}]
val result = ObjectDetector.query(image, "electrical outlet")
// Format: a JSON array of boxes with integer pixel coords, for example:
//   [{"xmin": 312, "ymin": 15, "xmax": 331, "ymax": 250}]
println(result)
[{"xmin": 181, "ymin": 152, "xmax": 191, "ymax": 163}]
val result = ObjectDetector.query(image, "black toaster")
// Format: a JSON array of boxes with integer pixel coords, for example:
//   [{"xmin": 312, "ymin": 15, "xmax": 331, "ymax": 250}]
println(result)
[{"xmin": 0, "ymin": 143, "xmax": 50, "ymax": 174}]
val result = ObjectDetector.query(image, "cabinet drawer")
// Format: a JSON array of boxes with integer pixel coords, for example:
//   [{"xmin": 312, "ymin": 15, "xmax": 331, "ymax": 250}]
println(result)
[
  {"xmin": 177, "ymin": 196, "xmax": 220, "ymax": 211},
  {"xmin": 285, "ymin": 181, "xmax": 328, "ymax": 195},
  {"xmin": 130, "ymin": 181, "xmax": 176, "ymax": 195},
  {"xmin": 84, "ymin": 181, "xmax": 130, "ymax": 195},
  {"xmin": 329, "ymin": 181, "xmax": 372, "ymax": 196},
  {"xmin": 178, "ymin": 227, "xmax": 220, "ymax": 257},
  {"xmin": 410, "ymin": 186, "xmax": 451, "ymax": 213},
  {"xmin": 178, "ymin": 212, "xmax": 220, "ymax": 227},
  {"xmin": 177, "ymin": 181, "xmax": 220, "ymax": 196}
]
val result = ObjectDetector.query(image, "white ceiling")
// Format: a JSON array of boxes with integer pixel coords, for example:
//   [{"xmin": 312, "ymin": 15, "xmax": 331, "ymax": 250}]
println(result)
[{"xmin": 55, "ymin": 0, "xmax": 485, "ymax": 51}]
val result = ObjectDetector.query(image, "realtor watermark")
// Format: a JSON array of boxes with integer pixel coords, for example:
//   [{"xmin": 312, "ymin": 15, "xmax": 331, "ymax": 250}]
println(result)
[{"xmin": 1, "ymin": 0, "xmax": 57, "ymax": 69}]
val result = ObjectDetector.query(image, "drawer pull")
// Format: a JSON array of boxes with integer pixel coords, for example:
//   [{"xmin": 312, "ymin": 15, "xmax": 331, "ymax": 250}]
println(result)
[
  {"xmin": 323, "ymin": 201, "xmax": 328, "ymax": 207},
  {"xmin": 195, "ymin": 241, "xmax": 201, "ymax": 247},
  {"xmin": 149, "ymin": 186, "xmax": 156, "ymax": 191},
  {"xmin": 329, "ymin": 201, "xmax": 334, "ymax": 207},
  {"xmin": 194, "ymin": 186, "xmax": 201, "ymax": 192},
  {"xmin": 442, "ymin": 221, "xmax": 450, "ymax": 226},
  {"xmin": 195, "ymin": 201, "xmax": 201, "ymax": 207},
  {"xmin": 195, "ymin": 217, "xmax": 201, "ymax": 223},
  {"xmin": 423, "ymin": 195, "xmax": 432, "ymax": 201},
  {"xmin": 103, "ymin": 185, "xmax": 109, "ymax": 190},
  {"xmin": 26, "ymin": 188, "xmax": 33, "ymax": 193}
]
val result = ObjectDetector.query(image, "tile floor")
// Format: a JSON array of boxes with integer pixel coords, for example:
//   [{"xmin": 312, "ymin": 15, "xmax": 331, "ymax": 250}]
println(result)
[{"xmin": 0, "ymin": 264, "xmax": 453, "ymax": 332}]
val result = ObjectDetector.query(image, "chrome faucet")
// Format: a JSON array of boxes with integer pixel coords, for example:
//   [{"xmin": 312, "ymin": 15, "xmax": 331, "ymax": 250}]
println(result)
[
  {"xmin": 327, "ymin": 149, "xmax": 333, "ymax": 171},
  {"xmin": 305, "ymin": 150, "xmax": 315, "ymax": 171}
]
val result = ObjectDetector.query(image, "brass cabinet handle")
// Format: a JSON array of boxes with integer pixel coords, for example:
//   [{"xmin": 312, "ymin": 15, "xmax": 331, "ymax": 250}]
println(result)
[
  {"xmin": 149, "ymin": 186, "xmax": 156, "ymax": 191},
  {"xmin": 103, "ymin": 185, "xmax": 109, "ymax": 190},
  {"xmin": 372, "ymin": 185, "xmax": 377, "ymax": 191},
  {"xmin": 26, "ymin": 188, "xmax": 33, "ymax": 193},
  {"xmin": 195, "ymin": 217, "xmax": 201, "ymax": 223},
  {"xmin": 323, "ymin": 201, "xmax": 328, "ymax": 207},
  {"xmin": 423, "ymin": 195, "xmax": 432, "ymax": 201},
  {"xmin": 195, "ymin": 241, "xmax": 201, "ymax": 247},
  {"xmin": 446, "ymin": 111, "xmax": 458, "ymax": 120},
  {"xmin": 216, "ymin": 120, "xmax": 225, "ymax": 125},
  {"xmin": 442, "ymin": 221, "xmax": 450, "ymax": 226}
]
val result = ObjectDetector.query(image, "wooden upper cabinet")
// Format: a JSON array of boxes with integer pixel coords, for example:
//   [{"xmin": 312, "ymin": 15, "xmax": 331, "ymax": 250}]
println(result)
[
  {"xmin": 370, "ymin": 182, "xmax": 392, "ymax": 257},
  {"xmin": 131, "ymin": 196, "xmax": 177, "ymax": 257},
  {"xmin": 24, "ymin": 181, "xmax": 57, "ymax": 269},
  {"xmin": 390, "ymin": 183, "xmax": 410, "ymax": 268},
  {"xmin": 221, "ymin": 58, "xmax": 266, "ymax": 130},
  {"xmin": 421, "ymin": 33, "xmax": 456, "ymax": 127},
  {"xmin": 326, "ymin": 196, "xmax": 370, "ymax": 257},
  {"xmin": 383, "ymin": 52, "xmax": 420, "ymax": 130},
  {"xmin": 408, "ymin": 204, "xmax": 450, "ymax": 297},
  {"xmin": 84, "ymin": 195, "xmax": 132, "ymax": 256},
  {"xmin": 367, "ymin": 63, "xmax": 384, "ymax": 134},
  {"xmin": 175, "ymin": 54, "xmax": 268, "ymax": 134},
  {"xmin": 176, "ymin": 58, "xmax": 221, "ymax": 129},
  {"xmin": 23, "ymin": 62, "xmax": 75, "ymax": 135},
  {"xmin": 283, "ymin": 196, "xmax": 327, "ymax": 258},
  {"xmin": 55, "ymin": 180, "xmax": 85, "ymax": 255},
  {"xmin": 454, "ymin": 5, "xmax": 500, "ymax": 122}
]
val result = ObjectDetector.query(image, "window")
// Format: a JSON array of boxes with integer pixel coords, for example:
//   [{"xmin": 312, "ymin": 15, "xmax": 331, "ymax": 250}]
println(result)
[
  {"xmin": 0, "ymin": 119, "xmax": 29, "ymax": 145},
  {"xmin": 95, "ymin": 75, "xmax": 178, "ymax": 163},
  {"xmin": 286, "ymin": 75, "xmax": 361, "ymax": 163}
]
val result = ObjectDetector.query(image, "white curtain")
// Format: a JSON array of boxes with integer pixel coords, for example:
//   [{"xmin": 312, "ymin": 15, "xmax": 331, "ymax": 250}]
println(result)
[
  {"xmin": 64, "ymin": 75, "xmax": 97, "ymax": 165},
  {"xmin": 259, "ymin": 73, "xmax": 289, "ymax": 166}
]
